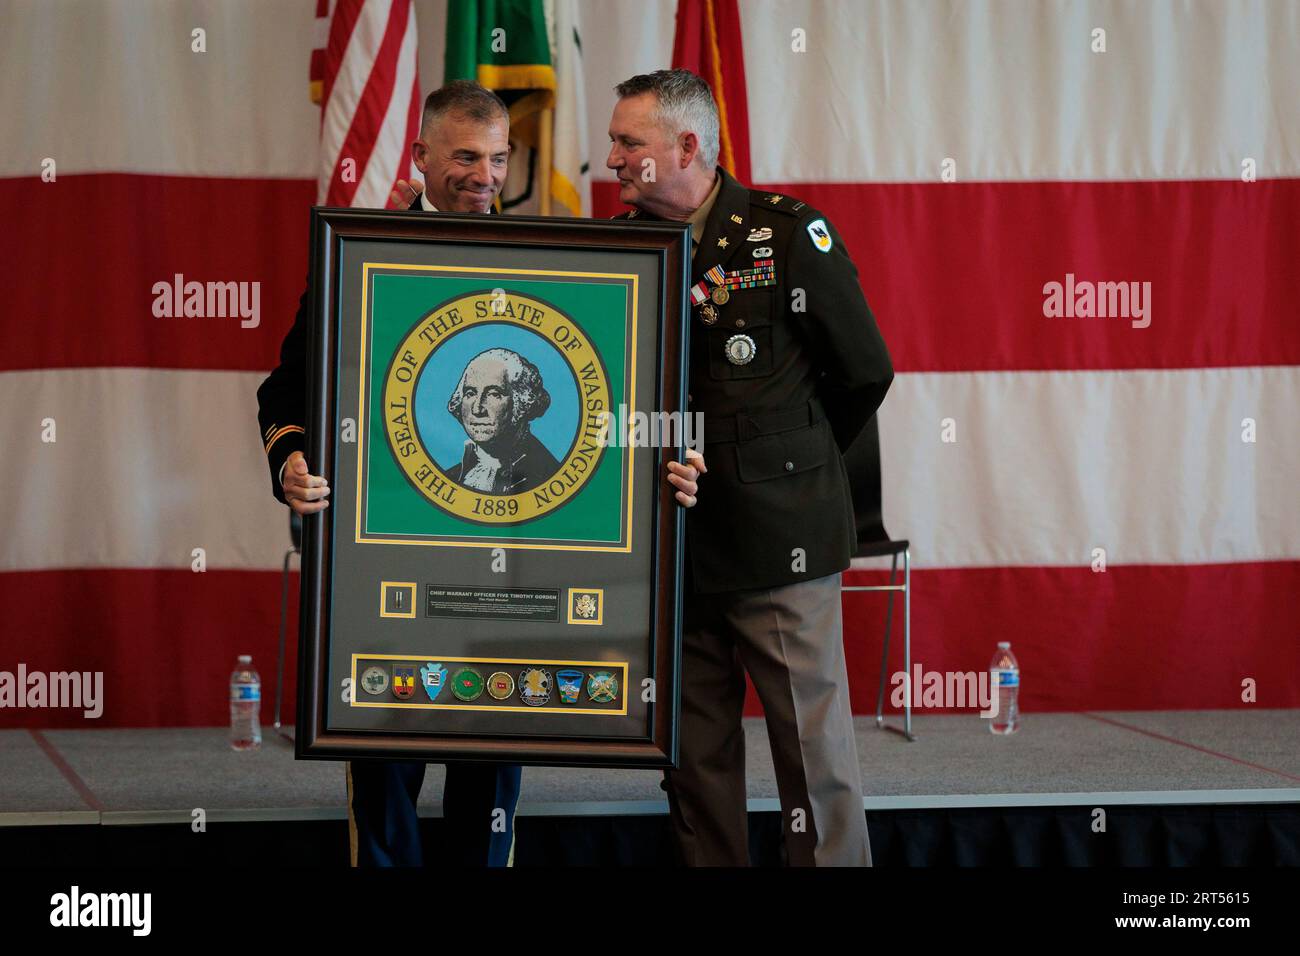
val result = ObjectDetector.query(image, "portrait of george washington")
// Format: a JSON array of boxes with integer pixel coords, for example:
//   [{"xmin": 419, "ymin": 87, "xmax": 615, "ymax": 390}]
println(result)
[{"xmin": 444, "ymin": 347, "xmax": 562, "ymax": 494}]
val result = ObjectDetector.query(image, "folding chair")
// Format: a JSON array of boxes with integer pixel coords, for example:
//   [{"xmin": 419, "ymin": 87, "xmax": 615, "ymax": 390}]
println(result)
[{"xmin": 841, "ymin": 413, "xmax": 914, "ymax": 741}]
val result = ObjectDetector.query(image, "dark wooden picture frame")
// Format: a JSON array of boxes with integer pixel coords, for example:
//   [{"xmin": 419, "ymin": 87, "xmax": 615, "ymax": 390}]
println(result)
[{"xmin": 296, "ymin": 207, "xmax": 691, "ymax": 767}]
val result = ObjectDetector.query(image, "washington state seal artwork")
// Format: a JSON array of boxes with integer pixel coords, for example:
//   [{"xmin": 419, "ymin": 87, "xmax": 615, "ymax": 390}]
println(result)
[{"xmin": 381, "ymin": 289, "xmax": 613, "ymax": 526}]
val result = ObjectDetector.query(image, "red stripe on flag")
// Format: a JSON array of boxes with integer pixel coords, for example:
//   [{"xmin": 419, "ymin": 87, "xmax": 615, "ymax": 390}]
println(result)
[
  {"xmin": 814, "ymin": 560, "xmax": 1299, "ymax": 717},
  {"xmin": 0, "ymin": 569, "xmax": 300, "ymax": 729},
  {"xmin": 0, "ymin": 562, "xmax": 1293, "ymax": 728},
  {"xmin": 324, "ymin": 0, "xmax": 411, "ymax": 207},
  {"xmin": 2, "ymin": 175, "xmax": 1296, "ymax": 372},
  {"xmin": 595, "ymin": 178, "xmax": 1300, "ymax": 371},
  {"xmin": 0, "ymin": 174, "xmax": 314, "ymax": 372}
]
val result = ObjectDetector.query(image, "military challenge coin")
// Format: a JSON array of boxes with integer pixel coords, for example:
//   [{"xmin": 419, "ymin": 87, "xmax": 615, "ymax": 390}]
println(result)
[
  {"xmin": 586, "ymin": 671, "xmax": 619, "ymax": 704},
  {"xmin": 421, "ymin": 662, "xmax": 448, "ymax": 702},
  {"xmin": 361, "ymin": 666, "xmax": 389, "ymax": 696},
  {"xmin": 392, "ymin": 665, "xmax": 417, "ymax": 699},
  {"xmin": 486, "ymin": 671, "xmax": 515, "ymax": 701},
  {"xmin": 451, "ymin": 667, "xmax": 485, "ymax": 702},
  {"xmin": 518, "ymin": 668, "xmax": 552, "ymax": 706},
  {"xmin": 556, "ymin": 669, "xmax": 584, "ymax": 704}
]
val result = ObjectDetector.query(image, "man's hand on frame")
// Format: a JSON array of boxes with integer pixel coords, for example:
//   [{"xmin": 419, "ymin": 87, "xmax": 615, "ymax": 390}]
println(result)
[
  {"xmin": 667, "ymin": 448, "xmax": 706, "ymax": 508},
  {"xmin": 282, "ymin": 451, "xmax": 330, "ymax": 515}
]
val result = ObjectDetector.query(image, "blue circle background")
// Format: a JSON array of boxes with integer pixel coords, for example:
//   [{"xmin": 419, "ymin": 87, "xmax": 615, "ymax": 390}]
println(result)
[{"xmin": 414, "ymin": 322, "xmax": 580, "ymax": 474}]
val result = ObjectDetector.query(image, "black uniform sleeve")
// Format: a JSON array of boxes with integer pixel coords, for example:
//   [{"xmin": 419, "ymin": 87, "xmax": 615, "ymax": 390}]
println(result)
[
  {"xmin": 786, "ymin": 212, "xmax": 894, "ymax": 452},
  {"xmin": 255, "ymin": 282, "xmax": 310, "ymax": 504}
]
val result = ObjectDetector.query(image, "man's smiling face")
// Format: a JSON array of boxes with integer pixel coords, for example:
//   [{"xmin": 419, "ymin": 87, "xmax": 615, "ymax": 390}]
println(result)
[
  {"xmin": 606, "ymin": 92, "xmax": 680, "ymax": 213},
  {"xmin": 417, "ymin": 111, "xmax": 510, "ymax": 213}
]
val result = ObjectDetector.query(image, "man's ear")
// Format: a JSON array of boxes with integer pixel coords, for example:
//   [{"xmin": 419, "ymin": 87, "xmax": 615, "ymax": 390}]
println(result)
[
  {"xmin": 411, "ymin": 138, "xmax": 429, "ymax": 174},
  {"xmin": 679, "ymin": 131, "xmax": 699, "ymax": 170}
]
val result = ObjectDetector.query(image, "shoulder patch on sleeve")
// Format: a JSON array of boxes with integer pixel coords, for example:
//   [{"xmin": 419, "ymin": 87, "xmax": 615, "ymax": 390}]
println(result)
[{"xmin": 805, "ymin": 218, "xmax": 833, "ymax": 253}]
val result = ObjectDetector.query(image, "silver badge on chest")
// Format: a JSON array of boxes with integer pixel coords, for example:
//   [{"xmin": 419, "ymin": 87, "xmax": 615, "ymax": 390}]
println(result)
[{"xmin": 724, "ymin": 333, "xmax": 757, "ymax": 366}]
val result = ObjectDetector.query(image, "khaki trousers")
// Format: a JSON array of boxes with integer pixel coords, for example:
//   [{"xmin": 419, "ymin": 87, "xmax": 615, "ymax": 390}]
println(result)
[{"xmin": 664, "ymin": 571, "xmax": 871, "ymax": 866}]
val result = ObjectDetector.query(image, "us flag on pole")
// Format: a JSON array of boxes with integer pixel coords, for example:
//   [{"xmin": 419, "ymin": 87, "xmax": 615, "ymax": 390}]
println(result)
[{"xmin": 311, "ymin": 0, "xmax": 421, "ymax": 207}]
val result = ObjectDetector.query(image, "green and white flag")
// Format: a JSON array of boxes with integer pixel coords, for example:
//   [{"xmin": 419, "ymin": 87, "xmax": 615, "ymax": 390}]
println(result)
[
  {"xmin": 547, "ymin": 0, "xmax": 591, "ymax": 216},
  {"xmin": 443, "ymin": 0, "xmax": 588, "ymax": 216}
]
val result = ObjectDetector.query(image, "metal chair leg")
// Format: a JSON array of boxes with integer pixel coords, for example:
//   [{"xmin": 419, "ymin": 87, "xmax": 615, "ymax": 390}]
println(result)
[
  {"xmin": 874, "ymin": 553, "xmax": 898, "ymax": 726},
  {"xmin": 274, "ymin": 546, "xmax": 297, "ymax": 743},
  {"xmin": 903, "ymin": 547, "xmax": 913, "ymax": 740},
  {"xmin": 877, "ymin": 549, "xmax": 916, "ymax": 742}
]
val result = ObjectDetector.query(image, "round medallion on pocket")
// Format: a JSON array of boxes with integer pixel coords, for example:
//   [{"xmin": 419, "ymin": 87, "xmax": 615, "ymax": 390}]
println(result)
[{"xmin": 724, "ymin": 334, "xmax": 757, "ymax": 365}]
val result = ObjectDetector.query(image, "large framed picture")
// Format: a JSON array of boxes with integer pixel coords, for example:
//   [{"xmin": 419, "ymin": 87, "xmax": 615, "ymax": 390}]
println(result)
[{"xmin": 296, "ymin": 208, "xmax": 691, "ymax": 767}]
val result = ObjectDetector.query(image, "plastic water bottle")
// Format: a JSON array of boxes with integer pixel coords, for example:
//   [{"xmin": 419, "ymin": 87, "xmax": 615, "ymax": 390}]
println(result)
[
  {"xmin": 988, "ymin": 642, "xmax": 1020, "ymax": 735},
  {"xmin": 229, "ymin": 655, "xmax": 262, "ymax": 751}
]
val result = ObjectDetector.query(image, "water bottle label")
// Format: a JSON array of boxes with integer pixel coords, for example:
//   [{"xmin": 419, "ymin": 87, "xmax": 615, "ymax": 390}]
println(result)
[
  {"xmin": 232, "ymin": 683, "xmax": 261, "ymax": 702},
  {"xmin": 993, "ymin": 668, "xmax": 1019, "ymax": 688}
]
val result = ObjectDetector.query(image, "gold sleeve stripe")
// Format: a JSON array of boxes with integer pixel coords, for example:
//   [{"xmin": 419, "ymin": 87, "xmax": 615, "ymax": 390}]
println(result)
[{"xmin": 263, "ymin": 425, "xmax": 305, "ymax": 454}]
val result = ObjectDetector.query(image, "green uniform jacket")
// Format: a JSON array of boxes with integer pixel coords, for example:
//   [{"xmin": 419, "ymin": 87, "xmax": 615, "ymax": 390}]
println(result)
[{"xmin": 615, "ymin": 168, "xmax": 894, "ymax": 593}]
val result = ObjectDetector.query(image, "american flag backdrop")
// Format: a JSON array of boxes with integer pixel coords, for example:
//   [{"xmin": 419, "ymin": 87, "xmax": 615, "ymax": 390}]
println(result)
[
  {"xmin": 0, "ymin": 0, "xmax": 1296, "ymax": 728},
  {"xmin": 314, "ymin": 0, "xmax": 422, "ymax": 208}
]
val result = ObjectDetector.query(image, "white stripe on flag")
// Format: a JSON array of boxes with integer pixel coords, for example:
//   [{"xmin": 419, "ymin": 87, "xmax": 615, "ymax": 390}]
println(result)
[
  {"xmin": 0, "ymin": 0, "xmax": 321, "ymax": 178},
  {"xmin": 5, "ymin": 1, "xmax": 1295, "ymax": 183},
  {"xmin": 737, "ymin": 0, "xmax": 1300, "ymax": 183},
  {"xmin": 876, "ymin": 366, "xmax": 1300, "ymax": 569},
  {"xmin": 0, "ymin": 368, "xmax": 289, "ymax": 572},
  {"xmin": 1, "ymin": 366, "xmax": 1295, "ymax": 573}
]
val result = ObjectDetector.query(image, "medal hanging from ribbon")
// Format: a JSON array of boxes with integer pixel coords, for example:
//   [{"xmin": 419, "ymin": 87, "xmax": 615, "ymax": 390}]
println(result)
[
  {"xmin": 695, "ymin": 266, "xmax": 729, "ymax": 324},
  {"xmin": 693, "ymin": 259, "xmax": 779, "ymax": 325}
]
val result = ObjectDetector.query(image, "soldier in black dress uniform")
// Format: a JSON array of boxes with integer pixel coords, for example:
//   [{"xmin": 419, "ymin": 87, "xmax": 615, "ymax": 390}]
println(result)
[{"xmin": 257, "ymin": 82, "xmax": 526, "ymax": 868}]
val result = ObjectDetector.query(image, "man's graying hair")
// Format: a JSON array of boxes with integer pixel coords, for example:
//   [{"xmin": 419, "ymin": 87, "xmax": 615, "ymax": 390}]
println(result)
[
  {"xmin": 421, "ymin": 80, "xmax": 508, "ymax": 135},
  {"xmin": 615, "ymin": 69, "xmax": 720, "ymax": 169}
]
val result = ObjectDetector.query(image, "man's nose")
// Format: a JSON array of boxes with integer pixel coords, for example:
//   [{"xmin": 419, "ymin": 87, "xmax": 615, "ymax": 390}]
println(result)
[
  {"xmin": 468, "ymin": 158, "xmax": 493, "ymax": 186},
  {"xmin": 606, "ymin": 143, "xmax": 622, "ymax": 170}
]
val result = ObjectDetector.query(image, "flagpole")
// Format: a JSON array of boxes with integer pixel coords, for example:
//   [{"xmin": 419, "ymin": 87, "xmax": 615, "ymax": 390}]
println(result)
[{"xmin": 538, "ymin": 106, "xmax": 554, "ymax": 216}]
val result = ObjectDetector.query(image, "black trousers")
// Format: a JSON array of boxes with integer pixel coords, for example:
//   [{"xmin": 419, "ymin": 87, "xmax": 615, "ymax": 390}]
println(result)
[{"xmin": 346, "ymin": 760, "xmax": 523, "ymax": 866}]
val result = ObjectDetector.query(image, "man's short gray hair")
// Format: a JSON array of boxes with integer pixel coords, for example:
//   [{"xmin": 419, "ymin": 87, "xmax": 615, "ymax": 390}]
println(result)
[
  {"xmin": 421, "ymin": 80, "xmax": 509, "ymax": 137},
  {"xmin": 614, "ymin": 69, "xmax": 720, "ymax": 169}
]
